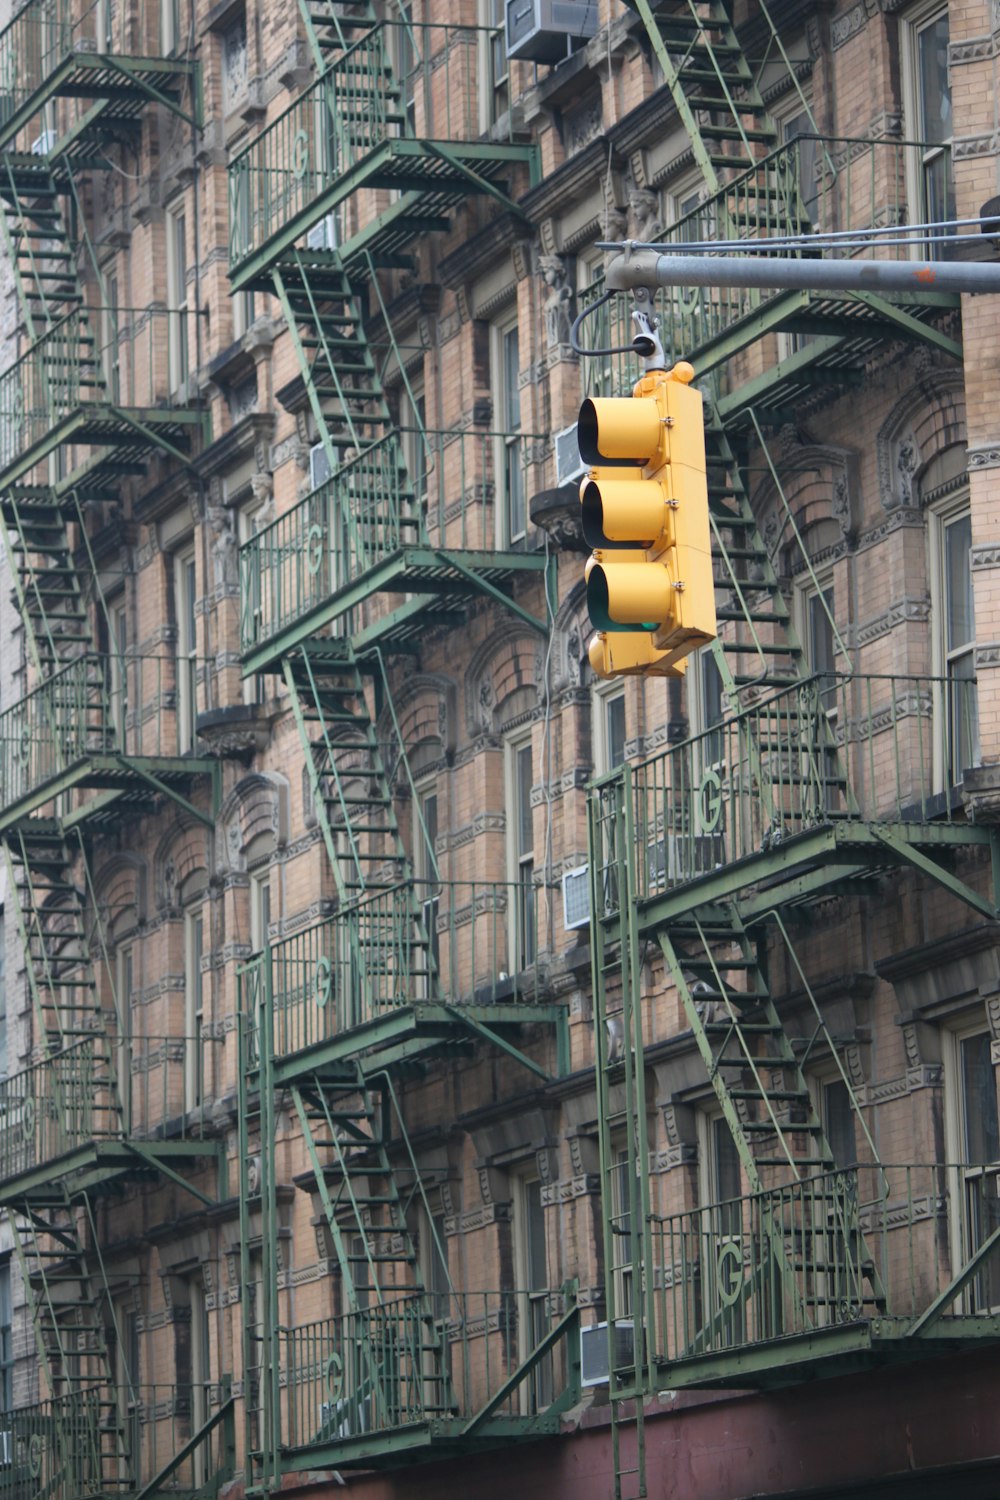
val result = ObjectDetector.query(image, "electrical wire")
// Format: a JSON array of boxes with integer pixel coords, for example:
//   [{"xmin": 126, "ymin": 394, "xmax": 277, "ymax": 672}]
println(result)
[{"xmin": 596, "ymin": 214, "xmax": 998, "ymax": 257}]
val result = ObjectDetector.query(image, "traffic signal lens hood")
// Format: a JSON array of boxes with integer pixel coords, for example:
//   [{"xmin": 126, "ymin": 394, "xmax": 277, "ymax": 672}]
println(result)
[{"xmin": 578, "ymin": 395, "xmax": 662, "ymax": 466}]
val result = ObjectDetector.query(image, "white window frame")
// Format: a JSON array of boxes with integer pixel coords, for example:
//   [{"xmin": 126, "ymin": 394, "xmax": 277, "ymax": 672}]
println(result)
[
  {"xmin": 478, "ymin": 0, "xmax": 509, "ymax": 132},
  {"xmin": 166, "ymin": 201, "xmax": 189, "ymax": 394},
  {"xmin": 115, "ymin": 943, "xmax": 135, "ymax": 1130},
  {"xmin": 190, "ymin": 1276, "xmax": 211, "ymax": 1484},
  {"xmin": 174, "ymin": 546, "xmax": 197, "ymax": 752},
  {"xmin": 592, "ymin": 681, "xmax": 626, "ymax": 778},
  {"xmin": 183, "ymin": 907, "xmax": 204, "ymax": 1114},
  {"xmin": 249, "ymin": 868, "xmax": 271, "ymax": 953},
  {"xmin": 504, "ymin": 728, "xmax": 535, "ymax": 970},
  {"xmin": 491, "ymin": 310, "xmax": 525, "ymax": 548},
  {"xmin": 942, "ymin": 1021, "xmax": 1000, "ymax": 1313},
  {"xmin": 928, "ymin": 492, "xmax": 978, "ymax": 790},
  {"xmin": 511, "ymin": 1169, "xmax": 551, "ymax": 1413},
  {"xmin": 899, "ymin": 1, "xmax": 953, "ymax": 256}
]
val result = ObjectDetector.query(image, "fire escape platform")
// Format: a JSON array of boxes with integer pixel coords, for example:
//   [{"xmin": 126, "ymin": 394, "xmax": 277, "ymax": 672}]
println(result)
[
  {"xmin": 282, "ymin": 1412, "xmax": 564, "ymax": 1474},
  {"xmin": 626, "ymin": 820, "xmax": 996, "ymax": 935},
  {"xmin": 0, "ymin": 53, "xmax": 196, "ymax": 154},
  {"xmin": 654, "ymin": 1314, "xmax": 1000, "ymax": 1395},
  {"xmin": 229, "ymin": 137, "xmax": 537, "ymax": 292},
  {"xmin": 266, "ymin": 1000, "xmax": 565, "ymax": 1089},
  {"xmin": 242, "ymin": 546, "xmax": 548, "ymax": 675},
  {"xmin": 0, "ymin": 753, "xmax": 216, "ymax": 836},
  {"xmin": 704, "ymin": 289, "xmax": 960, "ymax": 427},
  {"xmin": 0, "ymin": 405, "xmax": 204, "ymax": 494},
  {"xmin": 0, "ymin": 1138, "xmax": 222, "ymax": 1209}
]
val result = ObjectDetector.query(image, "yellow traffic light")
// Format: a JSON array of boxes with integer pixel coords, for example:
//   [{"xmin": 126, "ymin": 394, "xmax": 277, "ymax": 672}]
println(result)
[{"xmin": 578, "ymin": 360, "xmax": 716, "ymax": 679}]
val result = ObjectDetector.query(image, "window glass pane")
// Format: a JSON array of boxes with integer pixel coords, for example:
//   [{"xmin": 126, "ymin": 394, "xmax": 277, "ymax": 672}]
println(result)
[
  {"xmin": 712, "ymin": 1117, "xmax": 741, "ymax": 1202},
  {"xmin": 503, "ymin": 327, "xmax": 521, "ymax": 431},
  {"xmin": 524, "ymin": 1179, "xmax": 546, "ymax": 1288},
  {"xmin": 517, "ymin": 742, "xmax": 532, "ymax": 856},
  {"xmin": 946, "ymin": 513, "xmax": 973, "ymax": 652},
  {"xmin": 808, "ymin": 585, "xmax": 836, "ymax": 676},
  {"xmin": 962, "ymin": 1032, "xmax": 999, "ymax": 1164},
  {"xmin": 918, "ymin": 15, "xmax": 951, "ymax": 144},
  {"xmin": 823, "ymin": 1078, "xmax": 857, "ymax": 1167},
  {"xmin": 607, "ymin": 693, "xmax": 626, "ymax": 770}
]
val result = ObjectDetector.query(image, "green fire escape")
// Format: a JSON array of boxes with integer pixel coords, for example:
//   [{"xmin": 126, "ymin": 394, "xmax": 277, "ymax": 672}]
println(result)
[
  {"xmin": 231, "ymin": 0, "xmax": 578, "ymax": 1487},
  {"xmin": 582, "ymin": 4, "xmax": 998, "ymax": 1498},
  {"xmin": 0, "ymin": 4, "xmax": 232, "ymax": 1496}
]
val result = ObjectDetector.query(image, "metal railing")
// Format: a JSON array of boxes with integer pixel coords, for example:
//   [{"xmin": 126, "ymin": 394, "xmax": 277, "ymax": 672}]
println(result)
[
  {"xmin": 0, "ymin": 1383, "xmax": 233, "ymax": 1500},
  {"xmin": 240, "ymin": 878, "xmax": 550, "ymax": 1065},
  {"xmin": 579, "ymin": 136, "xmax": 953, "ymax": 391},
  {"xmin": 229, "ymin": 22, "xmax": 512, "ymax": 267},
  {"xmin": 0, "ymin": 306, "xmax": 201, "ymax": 477},
  {"xmin": 239, "ymin": 427, "xmax": 544, "ymax": 654},
  {"xmin": 591, "ymin": 672, "xmax": 978, "ymax": 913},
  {"xmin": 0, "ymin": 651, "xmax": 214, "ymax": 807},
  {"xmin": 0, "ymin": 1033, "xmax": 216, "ymax": 1185},
  {"xmin": 0, "ymin": 0, "xmax": 108, "ymax": 135},
  {"xmin": 259, "ymin": 1288, "xmax": 576, "ymax": 1453},
  {"xmin": 648, "ymin": 1162, "xmax": 1000, "ymax": 1370}
]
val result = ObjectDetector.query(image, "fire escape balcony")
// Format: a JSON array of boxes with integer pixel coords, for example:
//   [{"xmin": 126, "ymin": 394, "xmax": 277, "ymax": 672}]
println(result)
[
  {"xmin": 0, "ymin": 0, "xmax": 198, "ymax": 156},
  {"xmin": 240, "ymin": 878, "xmax": 568, "ymax": 1080},
  {"xmin": 0, "ymin": 652, "xmax": 217, "ymax": 833},
  {"xmin": 590, "ymin": 672, "xmax": 995, "ymax": 933},
  {"xmin": 252, "ymin": 1286, "xmax": 580, "ymax": 1472},
  {"xmin": 228, "ymin": 21, "xmax": 538, "ymax": 290},
  {"xmin": 639, "ymin": 1161, "xmax": 1000, "ymax": 1391},
  {"xmin": 239, "ymin": 428, "xmax": 550, "ymax": 672},
  {"xmin": 0, "ymin": 308, "xmax": 206, "ymax": 499},
  {"xmin": 578, "ymin": 136, "xmax": 960, "ymax": 426},
  {"xmin": 0, "ymin": 1033, "xmax": 222, "ymax": 1201},
  {"xmin": 5, "ymin": 1383, "xmax": 235, "ymax": 1500}
]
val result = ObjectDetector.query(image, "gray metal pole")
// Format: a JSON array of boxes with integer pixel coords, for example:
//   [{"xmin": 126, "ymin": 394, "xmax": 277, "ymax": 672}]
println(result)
[{"xmin": 604, "ymin": 246, "xmax": 1000, "ymax": 296}]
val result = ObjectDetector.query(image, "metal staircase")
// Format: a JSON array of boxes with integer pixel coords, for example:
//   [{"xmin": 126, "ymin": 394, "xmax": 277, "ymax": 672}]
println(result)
[{"xmin": 626, "ymin": 0, "xmax": 778, "ymax": 189}]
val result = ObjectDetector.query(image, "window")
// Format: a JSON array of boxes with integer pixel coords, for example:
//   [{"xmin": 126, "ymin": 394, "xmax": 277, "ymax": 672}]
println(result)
[
  {"xmin": 505, "ymin": 731, "xmax": 534, "ymax": 968},
  {"xmin": 513, "ymin": 1173, "xmax": 551, "ymax": 1411},
  {"xmin": 116, "ymin": 945, "xmax": 135, "ymax": 1124},
  {"xmin": 593, "ymin": 684, "xmax": 626, "ymax": 777},
  {"xmin": 414, "ymin": 780, "xmax": 439, "ymax": 985},
  {"xmin": 697, "ymin": 1112, "xmax": 745, "ymax": 1344},
  {"xmin": 101, "ymin": 272, "xmax": 120, "ymax": 403},
  {"xmin": 250, "ymin": 870, "xmax": 271, "ymax": 953},
  {"xmin": 161, "ymin": 0, "xmax": 181, "ymax": 54},
  {"xmin": 0, "ymin": 910, "xmax": 7, "ymax": 1082},
  {"xmin": 901, "ymin": 3, "xmax": 954, "ymax": 252},
  {"xmin": 689, "ymin": 646, "xmax": 725, "ymax": 770},
  {"xmin": 608, "ymin": 1144, "xmax": 635, "ymax": 1320},
  {"xmin": 419, "ymin": 1206, "xmax": 450, "ymax": 1321},
  {"xmin": 779, "ymin": 105, "xmax": 820, "ymax": 228},
  {"xmin": 166, "ymin": 203, "xmax": 189, "ymax": 393},
  {"xmin": 184, "ymin": 909, "xmax": 204, "ymax": 1113},
  {"xmin": 945, "ymin": 1026, "xmax": 1000, "ymax": 1312},
  {"xmin": 399, "ymin": 381, "xmax": 427, "ymax": 510},
  {"xmin": 0, "ymin": 1263, "xmax": 11, "ymax": 1415},
  {"xmin": 481, "ymin": 0, "xmax": 508, "ymax": 127},
  {"xmin": 109, "ymin": 596, "xmax": 128, "ymax": 742},
  {"xmin": 493, "ymin": 314, "xmax": 525, "ymax": 547},
  {"xmin": 174, "ymin": 547, "xmax": 197, "ymax": 752},
  {"xmin": 190, "ymin": 1277, "xmax": 211, "ymax": 1484},
  {"xmin": 929, "ymin": 497, "xmax": 978, "ymax": 786},
  {"xmin": 111, "ymin": 1300, "xmax": 141, "ymax": 1482},
  {"xmin": 811, "ymin": 1073, "xmax": 857, "ymax": 1169},
  {"xmin": 220, "ymin": 13, "xmax": 248, "ymax": 115}
]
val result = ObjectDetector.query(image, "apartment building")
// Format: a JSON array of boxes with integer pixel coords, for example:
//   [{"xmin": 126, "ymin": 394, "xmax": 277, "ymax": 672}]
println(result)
[{"xmin": 0, "ymin": 0, "xmax": 997, "ymax": 1497}]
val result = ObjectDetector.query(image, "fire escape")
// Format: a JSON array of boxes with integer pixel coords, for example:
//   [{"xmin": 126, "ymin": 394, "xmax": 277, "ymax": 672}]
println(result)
[
  {"xmin": 230, "ymin": 0, "xmax": 577, "ymax": 1485},
  {"xmin": 0, "ymin": 3, "xmax": 233, "ymax": 1495},
  {"xmin": 581, "ymin": 4, "xmax": 1000, "ymax": 1498}
]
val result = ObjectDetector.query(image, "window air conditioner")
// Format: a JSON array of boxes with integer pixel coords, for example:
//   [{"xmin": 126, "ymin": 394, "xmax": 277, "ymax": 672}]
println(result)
[
  {"xmin": 310, "ymin": 440, "xmax": 335, "ymax": 490},
  {"xmin": 307, "ymin": 212, "xmax": 340, "ymax": 252},
  {"xmin": 505, "ymin": 0, "xmax": 598, "ymax": 61},
  {"xmin": 31, "ymin": 129, "xmax": 57, "ymax": 155},
  {"xmin": 562, "ymin": 863, "xmax": 590, "ymax": 931},
  {"xmin": 647, "ymin": 833, "xmax": 724, "ymax": 887},
  {"xmin": 554, "ymin": 423, "xmax": 586, "ymax": 488},
  {"xmin": 580, "ymin": 1320, "xmax": 635, "ymax": 1387},
  {"xmin": 319, "ymin": 1393, "xmax": 371, "ymax": 1438}
]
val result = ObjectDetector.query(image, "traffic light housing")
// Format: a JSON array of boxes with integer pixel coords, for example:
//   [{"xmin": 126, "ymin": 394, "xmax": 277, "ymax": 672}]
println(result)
[{"xmin": 579, "ymin": 360, "xmax": 716, "ymax": 679}]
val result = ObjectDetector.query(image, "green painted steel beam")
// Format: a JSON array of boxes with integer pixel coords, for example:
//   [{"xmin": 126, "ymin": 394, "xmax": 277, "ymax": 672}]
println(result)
[
  {"xmin": 869, "ymin": 824, "xmax": 998, "ymax": 918},
  {"xmin": 715, "ymin": 335, "xmax": 848, "ymax": 418},
  {"xmin": 122, "ymin": 1141, "xmax": 221, "ymax": 1206},
  {"xmin": 849, "ymin": 290, "xmax": 963, "ymax": 360},
  {"xmin": 442, "ymin": 1005, "xmax": 552, "ymax": 1080},
  {"xmin": 430, "ymin": 549, "xmax": 549, "ymax": 636},
  {"xmin": 688, "ymin": 287, "xmax": 812, "ymax": 375},
  {"xmin": 461, "ymin": 1290, "xmax": 578, "ymax": 1434},
  {"xmin": 230, "ymin": 137, "xmax": 537, "ymax": 291}
]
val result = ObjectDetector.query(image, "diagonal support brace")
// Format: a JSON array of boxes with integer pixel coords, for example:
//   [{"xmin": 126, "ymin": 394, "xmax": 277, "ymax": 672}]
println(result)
[
  {"xmin": 870, "ymin": 826, "xmax": 997, "ymax": 919},
  {"xmin": 443, "ymin": 1004, "xmax": 551, "ymax": 1080}
]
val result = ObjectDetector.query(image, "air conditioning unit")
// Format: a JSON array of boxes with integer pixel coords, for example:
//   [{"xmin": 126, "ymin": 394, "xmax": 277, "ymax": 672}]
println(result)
[
  {"xmin": 310, "ymin": 440, "xmax": 336, "ymax": 490},
  {"xmin": 554, "ymin": 423, "xmax": 586, "ymax": 487},
  {"xmin": 505, "ymin": 0, "xmax": 598, "ymax": 61},
  {"xmin": 319, "ymin": 1393, "xmax": 371, "ymax": 1438},
  {"xmin": 31, "ymin": 129, "xmax": 57, "ymax": 155},
  {"xmin": 580, "ymin": 1320, "xmax": 635, "ymax": 1387},
  {"xmin": 562, "ymin": 863, "xmax": 590, "ymax": 931},
  {"xmin": 307, "ymin": 212, "xmax": 340, "ymax": 252},
  {"xmin": 647, "ymin": 832, "xmax": 725, "ymax": 887}
]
